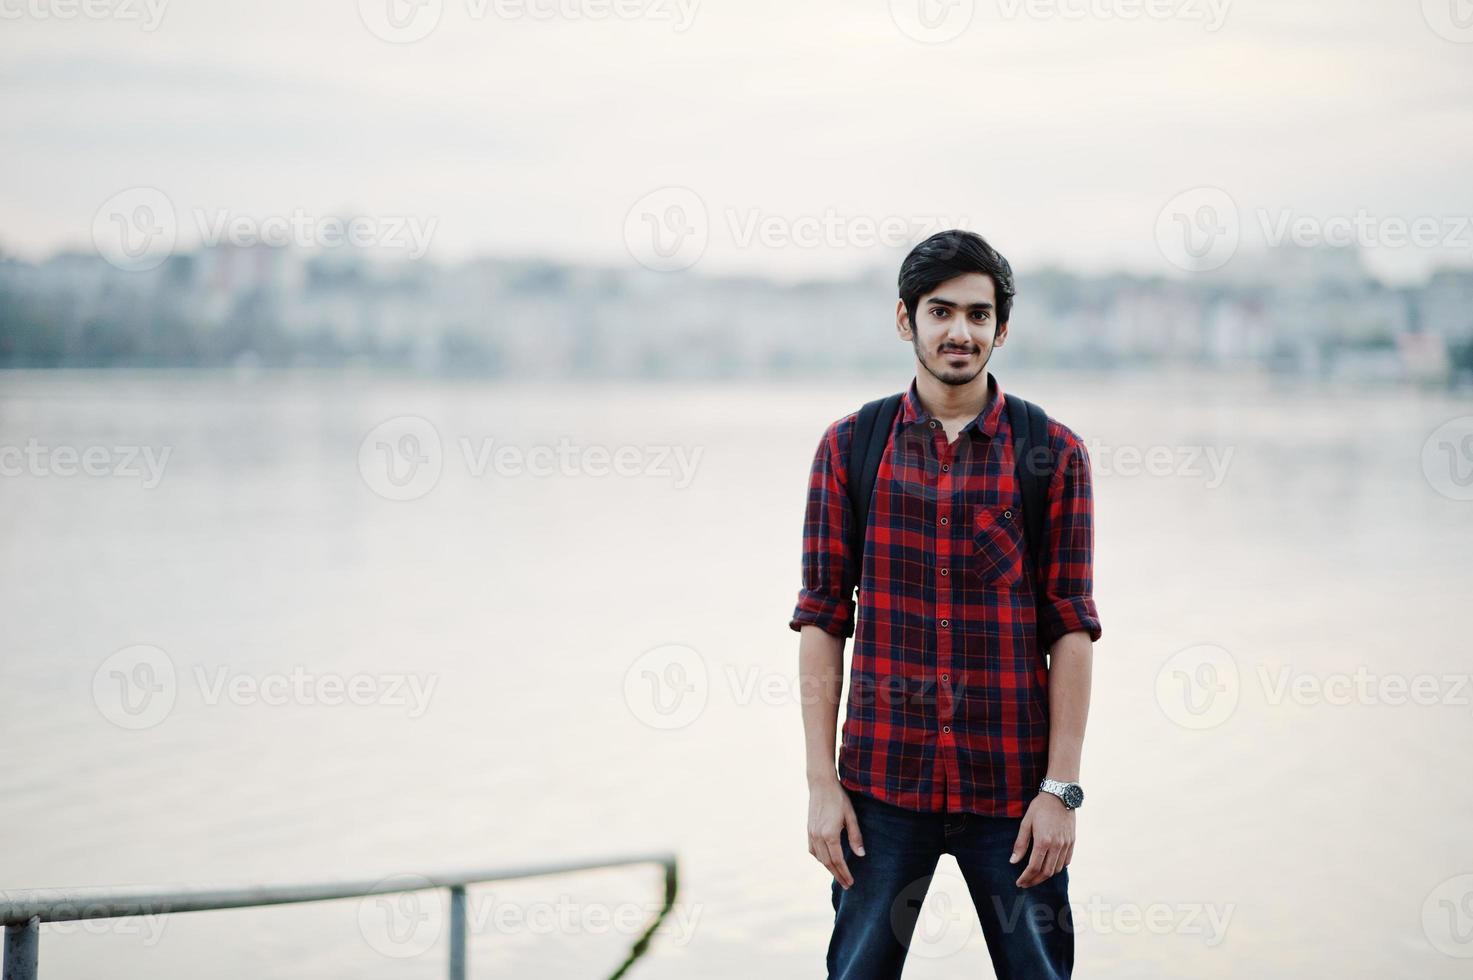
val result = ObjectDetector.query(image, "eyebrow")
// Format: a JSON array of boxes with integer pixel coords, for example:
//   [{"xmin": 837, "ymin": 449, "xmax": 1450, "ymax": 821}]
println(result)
[{"xmin": 926, "ymin": 297, "xmax": 994, "ymax": 312}]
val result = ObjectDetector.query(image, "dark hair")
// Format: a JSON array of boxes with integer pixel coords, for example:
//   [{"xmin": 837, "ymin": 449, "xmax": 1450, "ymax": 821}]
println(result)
[{"xmin": 898, "ymin": 230, "xmax": 1016, "ymax": 330}]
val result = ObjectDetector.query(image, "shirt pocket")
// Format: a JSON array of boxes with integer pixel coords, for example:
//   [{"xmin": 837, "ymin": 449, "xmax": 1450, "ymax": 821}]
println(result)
[{"xmin": 972, "ymin": 504, "xmax": 1024, "ymax": 587}]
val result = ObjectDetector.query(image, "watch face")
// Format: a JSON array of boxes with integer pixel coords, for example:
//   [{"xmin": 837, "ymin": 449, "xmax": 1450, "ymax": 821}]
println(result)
[{"xmin": 1063, "ymin": 784, "xmax": 1085, "ymax": 809}]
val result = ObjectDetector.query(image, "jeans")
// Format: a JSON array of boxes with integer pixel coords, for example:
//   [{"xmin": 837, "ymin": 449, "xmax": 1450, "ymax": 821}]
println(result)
[{"xmin": 827, "ymin": 789, "xmax": 1073, "ymax": 980}]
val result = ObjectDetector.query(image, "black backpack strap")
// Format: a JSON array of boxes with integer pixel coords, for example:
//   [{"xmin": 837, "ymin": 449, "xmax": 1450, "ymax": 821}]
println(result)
[
  {"xmin": 1005, "ymin": 395, "xmax": 1054, "ymax": 589},
  {"xmin": 844, "ymin": 392, "xmax": 904, "ymax": 596}
]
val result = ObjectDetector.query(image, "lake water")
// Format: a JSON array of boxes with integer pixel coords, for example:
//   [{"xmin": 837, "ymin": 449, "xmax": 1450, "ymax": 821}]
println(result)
[{"xmin": 2, "ymin": 368, "xmax": 1471, "ymax": 978}]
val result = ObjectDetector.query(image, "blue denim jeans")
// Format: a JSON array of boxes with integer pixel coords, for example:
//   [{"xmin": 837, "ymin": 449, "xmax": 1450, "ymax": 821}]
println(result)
[{"xmin": 827, "ymin": 789, "xmax": 1073, "ymax": 979}]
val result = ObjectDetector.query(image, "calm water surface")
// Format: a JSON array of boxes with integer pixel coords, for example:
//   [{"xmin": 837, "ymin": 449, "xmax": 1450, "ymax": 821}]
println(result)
[{"xmin": 2, "ymin": 368, "xmax": 1470, "ymax": 978}]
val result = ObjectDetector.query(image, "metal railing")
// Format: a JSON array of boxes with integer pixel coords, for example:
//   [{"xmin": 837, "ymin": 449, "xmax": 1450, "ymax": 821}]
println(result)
[{"xmin": 1, "ymin": 851, "xmax": 678, "ymax": 980}]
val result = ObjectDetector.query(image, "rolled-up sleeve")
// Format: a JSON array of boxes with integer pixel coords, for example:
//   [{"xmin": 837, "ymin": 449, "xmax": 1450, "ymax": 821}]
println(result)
[
  {"xmin": 788, "ymin": 417, "xmax": 857, "ymax": 638},
  {"xmin": 1039, "ymin": 426, "xmax": 1103, "ymax": 651}
]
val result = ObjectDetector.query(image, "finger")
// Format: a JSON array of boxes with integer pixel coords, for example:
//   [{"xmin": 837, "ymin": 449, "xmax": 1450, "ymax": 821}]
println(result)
[
  {"xmin": 844, "ymin": 806, "xmax": 866, "ymax": 857},
  {"xmin": 1009, "ymin": 815, "xmax": 1032, "ymax": 865},
  {"xmin": 825, "ymin": 837, "xmax": 854, "ymax": 889},
  {"xmin": 1016, "ymin": 842, "xmax": 1050, "ymax": 888}
]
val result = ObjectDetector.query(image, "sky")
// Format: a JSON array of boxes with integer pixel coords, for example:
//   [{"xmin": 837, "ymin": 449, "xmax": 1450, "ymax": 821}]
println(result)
[{"xmin": 2, "ymin": 0, "xmax": 1472, "ymax": 283}]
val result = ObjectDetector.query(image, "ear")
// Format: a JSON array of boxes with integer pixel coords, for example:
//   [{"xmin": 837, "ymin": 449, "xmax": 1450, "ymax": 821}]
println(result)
[
  {"xmin": 895, "ymin": 299, "xmax": 912, "ymax": 340},
  {"xmin": 994, "ymin": 319, "xmax": 1009, "ymax": 348}
]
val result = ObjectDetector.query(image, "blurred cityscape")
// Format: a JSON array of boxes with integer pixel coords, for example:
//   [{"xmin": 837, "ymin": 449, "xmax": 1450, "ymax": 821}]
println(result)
[{"xmin": 2, "ymin": 240, "xmax": 1471, "ymax": 384}]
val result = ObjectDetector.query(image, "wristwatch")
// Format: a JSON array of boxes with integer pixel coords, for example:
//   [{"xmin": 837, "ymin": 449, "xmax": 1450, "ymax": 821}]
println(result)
[{"xmin": 1039, "ymin": 778, "xmax": 1085, "ymax": 810}]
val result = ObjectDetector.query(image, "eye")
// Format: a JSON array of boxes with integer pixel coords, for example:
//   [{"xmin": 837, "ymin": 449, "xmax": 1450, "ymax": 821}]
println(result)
[
  {"xmin": 930, "ymin": 307, "xmax": 949, "ymax": 319},
  {"xmin": 971, "ymin": 310, "xmax": 990, "ymax": 322}
]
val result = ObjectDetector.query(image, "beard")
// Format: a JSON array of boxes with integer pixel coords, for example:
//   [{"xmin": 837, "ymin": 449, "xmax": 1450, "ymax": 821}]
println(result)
[{"xmin": 913, "ymin": 334, "xmax": 989, "ymax": 387}]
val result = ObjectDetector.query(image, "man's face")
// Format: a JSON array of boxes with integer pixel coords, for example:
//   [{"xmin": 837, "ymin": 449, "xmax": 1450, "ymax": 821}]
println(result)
[{"xmin": 897, "ymin": 272, "xmax": 1008, "ymax": 386}]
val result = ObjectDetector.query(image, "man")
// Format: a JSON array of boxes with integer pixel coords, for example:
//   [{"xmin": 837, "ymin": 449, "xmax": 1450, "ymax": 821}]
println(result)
[{"xmin": 790, "ymin": 230, "xmax": 1102, "ymax": 979}]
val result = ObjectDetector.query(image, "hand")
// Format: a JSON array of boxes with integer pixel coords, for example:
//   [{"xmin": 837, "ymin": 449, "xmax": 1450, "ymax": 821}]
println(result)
[
  {"xmin": 1010, "ymin": 791, "xmax": 1075, "ymax": 888},
  {"xmin": 807, "ymin": 777, "xmax": 865, "ymax": 889}
]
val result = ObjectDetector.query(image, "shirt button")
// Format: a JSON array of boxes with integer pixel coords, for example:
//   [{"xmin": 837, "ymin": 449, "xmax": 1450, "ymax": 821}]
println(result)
[
  {"xmin": 939, "ymin": 516, "xmax": 948, "ymax": 526},
  {"xmin": 941, "ymin": 464, "xmax": 950, "ymax": 472},
  {"xmin": 940, "ymin": 568, "xmax": 948, "ymax": 576},
  {"xmin": 941, "ymin": 673, "xmax": 949, "ymax": 681},
  {"xmin": 1003, "ymin": 509, "xmax": 1013, "ymax": 520},
  {"xmin": 942, "ymin": 726, "xmax": 951, "ymax": 733},
  {"xmin": 929, "ymin": 420, "xmax": 937, "ymax": 428},
  {"xmin": 940, "ymin": 619, "xmax": 949, "ymax": 629}
]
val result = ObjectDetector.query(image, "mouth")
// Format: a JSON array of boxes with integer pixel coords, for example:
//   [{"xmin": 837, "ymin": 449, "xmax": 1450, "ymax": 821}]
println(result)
[{"xmin": 941, "ymin": 348, "xmax": 974, "ymax": 359}]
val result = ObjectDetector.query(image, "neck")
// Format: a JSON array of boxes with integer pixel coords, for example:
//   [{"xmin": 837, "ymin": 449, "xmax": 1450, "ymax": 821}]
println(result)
[{"xmin": 914, "ymin": 367, "xmax": 993, "ymax": 424}]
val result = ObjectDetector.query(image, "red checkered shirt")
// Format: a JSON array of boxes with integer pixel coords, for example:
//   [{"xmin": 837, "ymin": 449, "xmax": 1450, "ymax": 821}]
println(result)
[{"xmin": 789, "ymin": 372, "xmax": 1102, "ymax": 816}]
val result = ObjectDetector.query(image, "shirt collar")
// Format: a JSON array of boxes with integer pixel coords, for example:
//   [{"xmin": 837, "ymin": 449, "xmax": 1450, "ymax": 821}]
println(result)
[{"xmin": 898, "ymin": 371, "xmax": 1007, "ymax": 440}]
